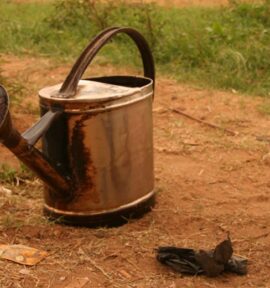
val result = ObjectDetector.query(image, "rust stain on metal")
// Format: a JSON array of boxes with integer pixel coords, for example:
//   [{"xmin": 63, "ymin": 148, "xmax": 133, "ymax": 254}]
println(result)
[{"xmin": 70, "ymin": 114, "xmax": 99, "ymax": 204}]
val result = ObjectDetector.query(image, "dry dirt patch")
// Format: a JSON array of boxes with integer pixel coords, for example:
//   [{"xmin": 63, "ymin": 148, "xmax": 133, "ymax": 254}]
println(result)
[{"xmin": 0, "ymin": 55, "xmax": 270, "ymax": 287}]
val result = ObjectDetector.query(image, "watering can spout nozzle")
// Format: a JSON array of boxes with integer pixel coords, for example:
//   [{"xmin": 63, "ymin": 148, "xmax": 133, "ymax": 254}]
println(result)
[{"xmin": 0, "ymin": 85, "xmax": 72, "ymax": 200}]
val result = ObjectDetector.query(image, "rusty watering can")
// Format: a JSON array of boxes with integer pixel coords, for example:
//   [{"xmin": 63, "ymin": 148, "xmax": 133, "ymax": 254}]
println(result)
[{"xmin": 0, "ymin": 27, "xmax": 155, "ymax": 226}]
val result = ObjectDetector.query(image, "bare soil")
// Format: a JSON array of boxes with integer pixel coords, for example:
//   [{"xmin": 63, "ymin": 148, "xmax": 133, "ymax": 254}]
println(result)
[{"xmin": 0, "ymin": 52, "xmax": 270, "ymax": 288}]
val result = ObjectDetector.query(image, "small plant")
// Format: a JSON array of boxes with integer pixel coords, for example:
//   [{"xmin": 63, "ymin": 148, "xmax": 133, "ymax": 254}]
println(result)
[
  {"xmin": 0, "ymin": 164, "xmax": 17, "ymax": 184},
  {"xmin": 0, "ymin": 163, "xmax": 34, "ymax": 185}
]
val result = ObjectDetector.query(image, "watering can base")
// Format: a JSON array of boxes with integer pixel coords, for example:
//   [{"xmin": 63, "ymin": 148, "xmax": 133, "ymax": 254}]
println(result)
[{"xmin": 43, "ymin": 191, "xmax": 155, "ymax": 227}]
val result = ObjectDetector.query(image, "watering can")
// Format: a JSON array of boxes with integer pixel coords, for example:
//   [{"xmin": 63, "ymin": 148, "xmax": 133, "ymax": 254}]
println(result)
[{"xmin": 0, "ymin": 27, "xmax": 155, "ymax": 226}]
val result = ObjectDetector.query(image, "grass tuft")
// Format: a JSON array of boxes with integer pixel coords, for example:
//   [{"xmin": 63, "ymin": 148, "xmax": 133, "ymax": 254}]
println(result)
[{"xmin": 0, "ymin": 164, "xmax": 34, "ymax": 185}]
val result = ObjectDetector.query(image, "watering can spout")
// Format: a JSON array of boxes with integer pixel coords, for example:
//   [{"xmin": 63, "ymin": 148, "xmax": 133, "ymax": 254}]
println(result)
[{"xmin": 0, "ymin": 85, "xmax": 72, "ymax": 200}]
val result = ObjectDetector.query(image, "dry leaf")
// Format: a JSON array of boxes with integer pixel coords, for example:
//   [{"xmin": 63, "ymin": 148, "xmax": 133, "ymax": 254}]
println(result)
[{"xmin": 0, "ymin": 244, "xmax": 48, "ymax": 266}]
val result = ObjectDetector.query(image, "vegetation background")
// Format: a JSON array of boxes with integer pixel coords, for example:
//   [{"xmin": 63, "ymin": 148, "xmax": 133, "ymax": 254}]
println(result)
[{"xmin": 1, "ymin": 0, "xmax": 270, "ymax": 96}]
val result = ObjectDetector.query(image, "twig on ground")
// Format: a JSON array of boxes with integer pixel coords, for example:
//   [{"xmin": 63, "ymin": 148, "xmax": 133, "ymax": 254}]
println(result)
[
  {"xmin": 252, "ymin": 231, "xmax": 270, "ymax": 240},
  {"xmin": 234, "ymin": 231, "xmax": 270, "ymax": 244},
  {"xmin": 170, "ymin": 108, "xmax": 238, "ymax": 136},
  {"xmin": 88, "ymin": 258, "xmax": 112, "ymax": 280}
]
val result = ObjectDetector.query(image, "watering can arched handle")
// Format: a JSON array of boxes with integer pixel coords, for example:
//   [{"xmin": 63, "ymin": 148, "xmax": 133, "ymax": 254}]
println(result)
[{"xmin": 58, "ymin": 27, "xmax": 155, "ymax": 98}]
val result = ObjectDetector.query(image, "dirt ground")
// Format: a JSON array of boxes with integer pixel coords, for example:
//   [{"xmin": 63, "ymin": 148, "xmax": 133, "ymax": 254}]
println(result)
[{"xmin": 1, "ymin": 50, "xmax": 270, "ymax": 288}]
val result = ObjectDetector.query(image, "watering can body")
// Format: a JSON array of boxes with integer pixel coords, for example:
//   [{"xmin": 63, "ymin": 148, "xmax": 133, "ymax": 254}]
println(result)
[
  {"xmin": 40, "ymin": 77, "xmax": 155, "ymax": 225},
  {"xmin": 0, "ymin": 27, "xmax": 155, "ymax": 226}
]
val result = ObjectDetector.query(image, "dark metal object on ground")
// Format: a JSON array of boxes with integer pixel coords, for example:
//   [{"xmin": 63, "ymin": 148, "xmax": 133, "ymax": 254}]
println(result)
[
  {"xmin": 0, "ymin": 27, "xmax": 155, "ymax": 226},
  {"xmin": 156, "ymin": 237, "xmax": 248, "ymax": 277}
]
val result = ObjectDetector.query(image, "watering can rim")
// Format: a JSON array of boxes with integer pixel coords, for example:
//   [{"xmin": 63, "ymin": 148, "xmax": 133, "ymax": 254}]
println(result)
[{"xmin": 39, "ymin": 76, "xmax": 153, "ymax": 104}]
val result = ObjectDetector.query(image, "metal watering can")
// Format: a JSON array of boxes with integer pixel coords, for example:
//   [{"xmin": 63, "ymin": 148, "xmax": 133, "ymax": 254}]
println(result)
[{"xmin": 0, "ymin": 27, "xmax": 155, "ymax": 226}]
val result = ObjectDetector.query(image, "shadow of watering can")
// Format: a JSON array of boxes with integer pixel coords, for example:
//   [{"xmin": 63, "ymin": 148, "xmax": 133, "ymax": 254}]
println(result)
[{"xmin": 0, "ymin": 27, "xmax": 155, "ymax": 226}]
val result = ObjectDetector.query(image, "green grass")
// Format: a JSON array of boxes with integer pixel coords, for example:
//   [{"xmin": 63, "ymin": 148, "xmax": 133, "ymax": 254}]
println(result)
[
  {"xmin": 1, "ymin": 0, "xmax": 270, "ymax": 97},
  {"xmin": 0, "ymin": 163, "xmax": 34, "ymax": 185},
  {"xmin": 0, "ymin": 2, "xmax": 52, "ymax": 54}
]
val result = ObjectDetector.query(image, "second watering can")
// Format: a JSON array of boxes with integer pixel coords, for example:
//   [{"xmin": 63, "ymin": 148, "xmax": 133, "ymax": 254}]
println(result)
[{"xmin": 0, "ymin": 27, "xmax": 155, "ymax": 226}]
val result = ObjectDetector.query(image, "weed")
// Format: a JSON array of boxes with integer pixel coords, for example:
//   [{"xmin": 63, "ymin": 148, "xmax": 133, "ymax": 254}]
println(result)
[
  {"xmin": 0, "ymin": 163, "xmax": 34, "ymax": 185},
  {"xmin": 0, "ymin": 164, "xmax": 17, "ymax": 184}
]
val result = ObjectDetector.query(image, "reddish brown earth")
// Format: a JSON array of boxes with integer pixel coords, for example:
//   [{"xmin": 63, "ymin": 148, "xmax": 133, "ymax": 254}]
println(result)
[{"xmin": 0, "ymin": 52, "xmax": 270, "ymax": 288}]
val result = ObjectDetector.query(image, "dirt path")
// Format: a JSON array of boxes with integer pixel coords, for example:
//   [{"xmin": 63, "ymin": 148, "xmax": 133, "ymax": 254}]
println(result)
[{"xmin": 0, "ymin": 55, "xmax": 270, "ymax": 287}]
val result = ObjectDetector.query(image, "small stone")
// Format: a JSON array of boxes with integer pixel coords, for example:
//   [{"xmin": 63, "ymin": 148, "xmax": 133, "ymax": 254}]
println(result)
[{"xmin": 59, "ymin": 276, "xmax": 66, "ymax": 281}]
